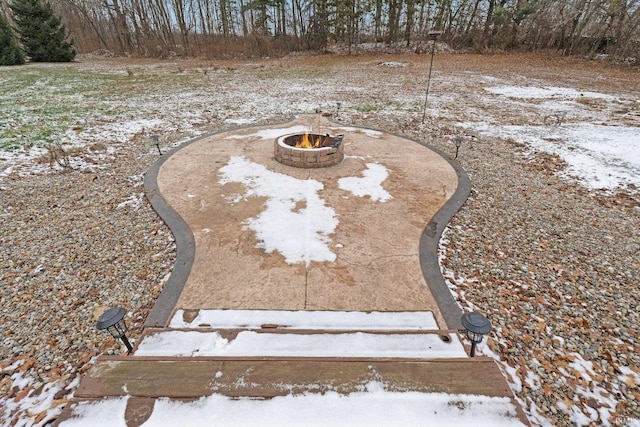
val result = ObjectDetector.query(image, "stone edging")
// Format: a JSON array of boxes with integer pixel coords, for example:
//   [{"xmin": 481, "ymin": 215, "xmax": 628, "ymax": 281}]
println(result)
[
  {"xmin": 417, "ymin": 149, "xmax": 470, "ymax": 329},
  {"xmin": 142, "ymin": 118, "xmax": 295, "ymax": 327},
  {"xmin": 143, "ymin": 116, "xmax": 470, "ymax": 329},
  {"xmin": 143, "ymin": 135, "xmax": 202, "ymax": 327}
]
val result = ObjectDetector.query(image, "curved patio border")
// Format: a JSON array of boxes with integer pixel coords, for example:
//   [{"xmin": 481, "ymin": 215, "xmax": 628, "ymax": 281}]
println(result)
[
  {"xmin": 143, "ymin": 135, "xmax": 201, "ymax": 327},
  {"xmin": 142, "ymin": 119, "xmax": 294, "ymax": 328},
  {"xmin": 416, "ymin": 145, "xmax": 470, "ymax": 329},
  {"xmin": 143, "ymin": 117, "xmax": 470, "ymax": 329}
]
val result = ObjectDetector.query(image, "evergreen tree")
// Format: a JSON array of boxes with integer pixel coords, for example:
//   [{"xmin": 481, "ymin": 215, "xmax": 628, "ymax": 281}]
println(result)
[
  {"xmin": 0, "ymin": 12, "xmax": 25, "ymax": 65},
  {"xmin": 10, "ymin": 0, "xmax": 75, "ymax": 62}
]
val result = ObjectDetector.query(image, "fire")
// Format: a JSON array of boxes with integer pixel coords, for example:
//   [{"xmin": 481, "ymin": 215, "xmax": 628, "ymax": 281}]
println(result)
[{"xmin": 295, "ymin": 132, "xmax": 322, "ymax": 149}]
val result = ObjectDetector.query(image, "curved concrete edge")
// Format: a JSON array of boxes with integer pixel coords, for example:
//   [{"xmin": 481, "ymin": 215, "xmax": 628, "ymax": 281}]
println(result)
[
  {"xmin": 143, "ymin": 138, "xmax": 200, "ymax": 328},
  {"xmin": 418, "ymin": 154, "xmax": 470, "ymax": 330},
  {"xmin": 142, "ymin": 118, "xmax": 297, "ymax": 328},
  {"xmin": 143, "ymin": 115, "xmax": 470, "ymax": 329},
  {"xmin": 327, "ymin": 116, "xmax": 471, "ymax": 330}
]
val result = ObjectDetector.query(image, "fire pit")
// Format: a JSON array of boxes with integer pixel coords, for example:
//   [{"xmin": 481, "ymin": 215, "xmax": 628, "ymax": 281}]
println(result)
[{"xmin": 274, "ymin": 132, "xmax": 345, "ymax": 168}]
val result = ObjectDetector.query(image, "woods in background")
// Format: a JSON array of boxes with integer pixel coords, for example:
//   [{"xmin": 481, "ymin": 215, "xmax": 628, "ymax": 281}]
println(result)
[{"xmin": 2, "ymin": 0, "xmax": 639, "ymax": 61}]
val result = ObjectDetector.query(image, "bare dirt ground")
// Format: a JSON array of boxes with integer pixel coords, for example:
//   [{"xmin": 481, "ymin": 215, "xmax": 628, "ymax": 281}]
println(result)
[{"xmin": 1, "ymin": 51, "xmax": 639, "ymax": 426}]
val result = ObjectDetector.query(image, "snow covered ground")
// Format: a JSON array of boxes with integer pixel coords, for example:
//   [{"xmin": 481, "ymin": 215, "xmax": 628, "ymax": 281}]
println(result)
[
  {"xmin": 466, "ymin": 85, "xmax": 640, "ymax": 191},
  {"xmin": 1, "ymin": 60, "xmax": 638, "ymax": 195},
  {"xmin": 1, "ymin": 54, "xmax": 639, "ymax": 426}
]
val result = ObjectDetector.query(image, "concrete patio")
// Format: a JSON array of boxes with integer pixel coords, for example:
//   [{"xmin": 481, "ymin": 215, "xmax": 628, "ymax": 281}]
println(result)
[{"xmin": 56, "ymin": 114, "xmax": 528, "ymax": 426}]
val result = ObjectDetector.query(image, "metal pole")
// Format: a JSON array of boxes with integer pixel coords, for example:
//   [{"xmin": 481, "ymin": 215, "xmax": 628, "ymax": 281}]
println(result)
[
  {"xmin": 120, "ymin": 335, "xmax": 133, "ymax": 355},
  {"xmin": 421, "ymin": 39, "xmax": 437, "ymax": 123},
  {"xmin": 421, "ymin": 36, "xmax": 438, "ymax": 124},
  {"xmin": 470, "ymin": 341, "xmax": 477, "ymax": 357}
]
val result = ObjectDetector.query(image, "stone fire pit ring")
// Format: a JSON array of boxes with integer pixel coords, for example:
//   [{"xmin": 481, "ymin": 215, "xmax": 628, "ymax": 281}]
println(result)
[{"xmin": 274, "ymin": 133, "xmax": 345, "ymax": 168}]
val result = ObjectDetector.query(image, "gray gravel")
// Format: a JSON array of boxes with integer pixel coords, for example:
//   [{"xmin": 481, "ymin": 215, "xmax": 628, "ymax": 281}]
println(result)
[
  {"xmin": 0, "ymin": 54, "xmax": 638, "ymax": 426},
  {"xmin": 0, "ymin": 138, "xmax": 176, "ymax": 378},
  {"xmin": 350, "ymin": 113, "xmax": 640, "ymax": 426}
]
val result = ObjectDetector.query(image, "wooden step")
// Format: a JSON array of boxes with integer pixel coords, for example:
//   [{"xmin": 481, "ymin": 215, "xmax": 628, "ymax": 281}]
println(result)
[
  {"xmin": 56, "ymin": 356, "xmax": 529, "ymax": 426},
  {"xmin": 131, "ymin": 328, "xmax": 467, "ymax": 359},
  {"xmin": 74, "ymin": 356, "xmax": 513, "ymax": 399}
]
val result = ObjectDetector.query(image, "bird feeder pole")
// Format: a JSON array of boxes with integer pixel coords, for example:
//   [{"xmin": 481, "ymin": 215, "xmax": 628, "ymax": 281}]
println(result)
[{"xmin": 422, "ymin": 30, "xmax": 443, "ymax": 124}]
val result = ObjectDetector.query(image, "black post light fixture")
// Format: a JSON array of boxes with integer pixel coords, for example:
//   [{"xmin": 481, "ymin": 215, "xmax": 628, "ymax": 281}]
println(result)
[
  {"xmin": 150, "ymin": 134, "xmax": 162, "ymax": 155},
  {"xmin": 454, "ymin": 136, "xmax": 463, "ymax": 159},
  {"xmin": 460, "ymin": 312, "xmax": 492, "ymax": 357},
  {"xmin": 96, "ymin": 307, "xmax": 133, "ymax": 355},
  {"xmin": 421, "ymin": 30, "xmax": 444, "ymax": 124}
]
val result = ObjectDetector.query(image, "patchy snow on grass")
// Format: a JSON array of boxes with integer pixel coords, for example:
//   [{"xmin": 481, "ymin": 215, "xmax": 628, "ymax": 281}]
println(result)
[
  {"xmin": 0, "ymin": 146, "xmax": 49, "ymax": 178},
  {"xmin": 169, "ymin": 309, "xmax": 439, "ymax": 330},
  {"xmin": 484, "ymin": 86, "xmax": 616, "ymax": 100},
  {"xmin": 224, "ymin": 118, "xmax": 256, "ymax": 125},
  {"xmin": 460, "ymin": 122, "xmax": 640, "ymax": 190},
  {"xmin": 224, "ymin": 125, "xmax": 311, "ymax": 140},
  {"xmin": 67, "ymin": 118, "xmax": 166, "ymax": 145},
  {"xmin": 60, "ymin": 385, "xmax": 527, "ymax": 427},
  {"xmin": 335, "ymin": 126, "xmax": 383, "ymax": 138}
]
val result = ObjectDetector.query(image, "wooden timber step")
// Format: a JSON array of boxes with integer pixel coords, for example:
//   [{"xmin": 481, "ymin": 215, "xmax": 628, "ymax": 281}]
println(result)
[
  {"xmin": 73, "ymin": 356, "xmax": 513, "ymax": 399},
  {"xmin": 55, "ymin": 324, "xmax": 531, "ymax": 425},
  {"xmin": 55, "ymin": 356, "xmax": 530, "ymax": 426},
  {"xmin": 130, "ymin": 327, "xmax": 468, "ymax": 359}
]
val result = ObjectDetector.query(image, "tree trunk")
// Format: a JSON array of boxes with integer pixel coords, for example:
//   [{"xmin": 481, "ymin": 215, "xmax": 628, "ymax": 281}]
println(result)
[
  {"xmin": 483, "ymin": 0, "xmax": 496, "ymax": 47},
  {"xmin": 464, "ymin": 0, "xmax": 481, "ymax": 37},
  {"xmin": 405, "ymin": 0, "xmax": 415, "ymax": 47},
  {"xmin": 103, "ymin": 0, "xmax": 133, "ymax": 53},
  {"xmin": 374, "ymin": 0, "xmax": 382, "ymax": 41}
]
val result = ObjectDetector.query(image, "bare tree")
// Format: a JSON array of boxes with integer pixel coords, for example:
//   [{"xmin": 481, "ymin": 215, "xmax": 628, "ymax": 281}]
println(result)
[{"xmin": 44, "ymin": 0, "xmax": 640, "ymax": 60}]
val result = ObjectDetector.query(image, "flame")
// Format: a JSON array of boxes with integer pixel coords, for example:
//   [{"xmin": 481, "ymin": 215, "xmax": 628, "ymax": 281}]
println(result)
[
  {"xmin": 294, "ymin": 132, "xmax": 323, "ymax": 149},
  {"xmin": 296, "ymin": 132, "xmax": 313, "ymax": 149}
]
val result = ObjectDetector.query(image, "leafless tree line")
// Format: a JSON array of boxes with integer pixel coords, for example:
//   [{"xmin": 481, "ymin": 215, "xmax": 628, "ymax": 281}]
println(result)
[{"xmin": 8, "ymin": 0, "xmax": 639, "ymax": 60}]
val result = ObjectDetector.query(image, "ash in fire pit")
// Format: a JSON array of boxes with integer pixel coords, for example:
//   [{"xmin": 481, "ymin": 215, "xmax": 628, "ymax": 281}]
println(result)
[{"xmin": 274, "ymin": 132, "xmax": 345, "ymax": 168}]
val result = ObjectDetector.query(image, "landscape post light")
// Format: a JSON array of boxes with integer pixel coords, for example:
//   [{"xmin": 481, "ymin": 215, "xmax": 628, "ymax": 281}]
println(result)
[
  {"xmin": 150, "ymin": 134, "xmax": 162, "ymax": 155},
  {"xmin": 454, "ymin": 136, "xmax": 463, "ymax": 159},
  {"xmin": 96, "ymin": 307, "xmax": 133, "ymax": 355},
  {"xmin": 460, "ymin": 312, "xmax": 492, "ymax": 357},
  {"xmin": 421, "ymin": 30, "xmax": 443, "ymax": 124}
]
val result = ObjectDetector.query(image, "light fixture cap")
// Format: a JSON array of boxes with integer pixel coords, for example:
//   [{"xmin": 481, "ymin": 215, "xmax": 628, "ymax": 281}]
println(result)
[
  {"xmin": 461, "ymin": 312, "xmax": 492, "ymax": 335},
  {"xmin": 96, "ymin": 307, "xmax": 127, "ymax": 331}
]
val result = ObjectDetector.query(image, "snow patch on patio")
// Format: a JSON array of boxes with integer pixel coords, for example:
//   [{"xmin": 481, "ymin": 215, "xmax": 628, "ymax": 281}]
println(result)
[
  {"xmin": 218, "ymin": 156, "xmax": 338, "ymax": 266},
  {"xmin": 338, "ymin": 162, "xmax": 392, "ymax": 202},
  {"xmin": 218, "ymin": 156, "xmax": 392, "ymax": 266}
]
